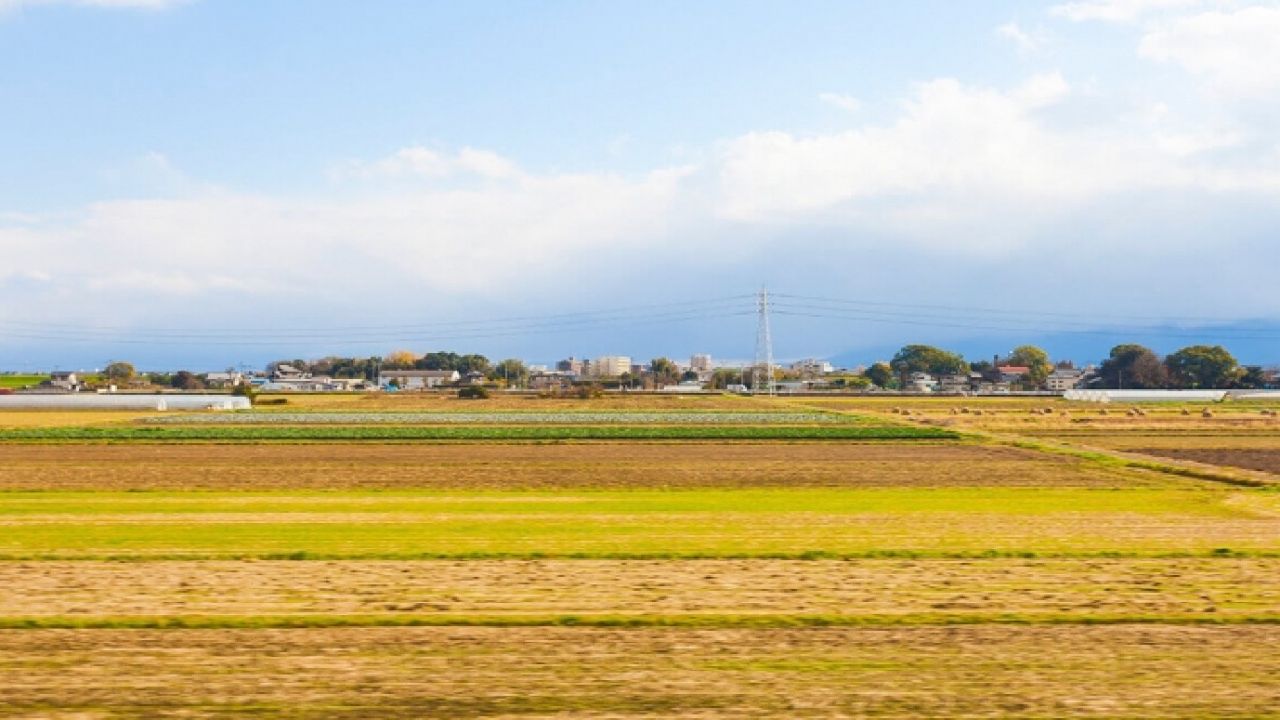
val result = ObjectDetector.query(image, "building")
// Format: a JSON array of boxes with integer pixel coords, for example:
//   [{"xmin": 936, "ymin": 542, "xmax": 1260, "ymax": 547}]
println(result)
[
  {"xmin": 49, "ymin": 371, "xmax": 80, "ymax": 390},
  {"xmin": 996, "ymin": 365, "xmax": 1032, "ymax": 384},
  {"xmin": 658, "ymin": 380, "xmax": 706, "ymax": 393},
  {"xmin": 591, "ymin": 356, "xmax": 631, "ymax": 378},
  {"xmin": 529, "ymin": 371, "xmax": 574, "ymax": 392},
  {"xmin": 908, "ymin": 372, "xmax": 938, "ymax": 393},
  {"xmin": 556, "ymin": 357, "xmax": 584, "ymax": 376},
  {"xmin": 272, "ymin": 364, "xmax": 308, "ymax": 381},
  {"xmin": 689, "ymin": 354, "xmax": 713, "ymax": 372},
  {"xmin": 1046, "ymin": 368, "xmax": 1087, "ymax": 392},
  {"xmin": 790, "ymin": 358, "xmax": 834, "ymax": 377},
  {"xmin": 48, "ymin": 371, "xmax": 81, "ymax": 392},
  {"xmin": 938, "ymin": 374, "xmax": 972, "ymax": 393},
  {"xmin": 203, "ymin": 372, "xmax": 244, "ymax": 388},
  {"xmin": 378, "ymin": 370, "xmax": 461, "ymax": 389}
]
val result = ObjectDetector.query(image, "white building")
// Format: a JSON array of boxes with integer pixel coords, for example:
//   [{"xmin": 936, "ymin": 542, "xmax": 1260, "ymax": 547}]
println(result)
[
  {"xmin": 690, "ymin": 354, "xmax": 713, "ymax": 372},
  {"xmin": 908, "ymin": 372, "xmax": 938, "ymax": 393},
  {"xmin": 591, "ymin": 356, "xmax": 632, "ymax": 377},
  {"xmin": 790, "ymin": 358, "xmax": 834, "ymax": 376},
  {"xmin": 1046, "ymin": 368, "xmax": 1087, "ymax": 392},
  {"xmin": 378, "ymin": 370, "xmax": 461, "ymax": 389},
  {"xmin": 48, "ymin": 371, "xmax": 81, "ymax": 391}
]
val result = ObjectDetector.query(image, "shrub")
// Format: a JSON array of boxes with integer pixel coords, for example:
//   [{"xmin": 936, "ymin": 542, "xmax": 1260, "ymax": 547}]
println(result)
[
  {"xmin": 231, "ymin": 384, "xmax": 259, "ymax": 404},
  {"xmin": 457, "ymin": 385, "xmax": 490, "ymax": 400}
]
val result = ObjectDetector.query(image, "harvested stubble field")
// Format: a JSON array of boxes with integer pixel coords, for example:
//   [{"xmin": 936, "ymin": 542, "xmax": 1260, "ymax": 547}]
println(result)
[
  {"xmin": 0, "ymin": 423, "xmax": 953, "ymax": 442},
  {"xmin": 5, "ymin": 398, "xmax": 1280, "ymax": 717},
  {"xmin": 3, "ymin": 626, "xmax": 1279, "ymax": 718},
  {"xmin": 0, "ymin": 442, "xmax": 1178, "ymax": 490},
  {"xmin": 4, "ymin": 558, "xmax": 1279, "ymax": 625}
]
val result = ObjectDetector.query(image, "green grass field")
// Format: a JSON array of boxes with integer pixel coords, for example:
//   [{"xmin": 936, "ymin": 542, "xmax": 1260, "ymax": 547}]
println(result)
[
  {"xmin": 1, "ymin": 487, "xmax": 1274, "ymax": 559},
  {"xmin": 0, "ymin": 374, "xmax": 43, "ymax": 389}
]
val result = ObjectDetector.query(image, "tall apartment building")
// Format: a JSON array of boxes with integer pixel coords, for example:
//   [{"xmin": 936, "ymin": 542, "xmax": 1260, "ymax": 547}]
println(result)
[
  {"xmin": 591, "ymin": 355, "xmax": 632, "ymax": 377},
  {"xmin": 690, "ymin": 354, "xmax": 713, "ymax": 372}
]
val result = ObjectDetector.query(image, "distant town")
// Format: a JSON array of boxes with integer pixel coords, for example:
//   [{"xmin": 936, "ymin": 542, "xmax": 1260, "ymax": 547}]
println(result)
[{"xmin": 3, "ymin": 342, "xmax": 1275, "ymax": 396}]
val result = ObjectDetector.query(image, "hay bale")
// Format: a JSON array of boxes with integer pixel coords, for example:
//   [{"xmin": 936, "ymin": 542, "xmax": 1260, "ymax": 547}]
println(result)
[
  {"xmin": 1202, "ymin": 409, "xmax": 1214, "ymax": 418},
  {"xmin": 1099, "ymin": 408, "xmax": 1109, "ymax": 415},
  {"xmin": 950, "ymin": 407, "xmax": 960, "ymax": 415},
  {"xmin": 1181, "ymin": 408, "xmax": 1191, "ymax": 416},
  {"xmin": 960, "ymin": 407, "xmax": 971, "ymax": 414}
]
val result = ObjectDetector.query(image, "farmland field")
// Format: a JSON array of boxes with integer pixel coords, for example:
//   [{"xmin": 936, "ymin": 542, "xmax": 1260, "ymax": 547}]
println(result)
[{"xmin": 2, "ymin": 393, "xmax": 1279, "ymax": 717}]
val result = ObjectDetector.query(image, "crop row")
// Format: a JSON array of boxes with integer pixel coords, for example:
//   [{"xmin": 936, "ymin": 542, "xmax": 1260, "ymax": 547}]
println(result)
[
  {"xmin": 142, "ymin": 412, "xmax": 849, "ymax": 425},
  {"xmin": 0, "ymin": 425, "xmax": 955, "ymax": 442}
]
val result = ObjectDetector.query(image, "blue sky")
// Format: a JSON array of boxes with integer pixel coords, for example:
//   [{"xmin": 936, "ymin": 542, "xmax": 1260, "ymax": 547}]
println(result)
[{"xmin": 2, "ymin": 0, "xmax": 1279, "ymax": 370}]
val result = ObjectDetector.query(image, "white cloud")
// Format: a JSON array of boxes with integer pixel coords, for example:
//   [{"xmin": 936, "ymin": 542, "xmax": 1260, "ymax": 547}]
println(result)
[
  {"xmin": 996, "ymin": 22, "xmax": 1042, "ymax": 53},
  {"xmin": 5, "ymin": 66, "xmax": 1280, "ymax": 343},
  {"xmin": 711, "ymin": 71, "xmax": 1280, "ymax": 252},
  {"xmin": 1139, "ymin": 6, "xmax": 1280, "ymax": 98},
  {"xmin": 1050, "ymin": 0, "xmax": 1205, "ymax": 23},
  {"xmin": 334, "ymin": 145, "xmax": 523, "ymax": 182},
  {"xmin": 819, "ymin": 92, "xmax": 862, "ymax": 113}
]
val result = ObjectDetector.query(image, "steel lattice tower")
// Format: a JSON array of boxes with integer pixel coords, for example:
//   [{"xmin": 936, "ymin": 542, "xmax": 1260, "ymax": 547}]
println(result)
[{"xmin": 753, "ymin": 288, "xmax": 775, "ymax": 395}]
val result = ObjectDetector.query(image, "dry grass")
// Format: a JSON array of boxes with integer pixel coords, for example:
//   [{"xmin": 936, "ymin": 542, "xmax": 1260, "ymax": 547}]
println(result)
[
  {"xmin": 3, "ymin": 558, "xmax": 1277, "ymax": 622},
  {"xmin": 0, "ymin": 411, "xmax": 164, "ymax": 429},
  {"xmin": 0, "ymin": 442, "xmax": 1178, "ymax": 491},
  {"xmin": 3, "ymin": 625, "xmax": 1279, "ymax": 718}
]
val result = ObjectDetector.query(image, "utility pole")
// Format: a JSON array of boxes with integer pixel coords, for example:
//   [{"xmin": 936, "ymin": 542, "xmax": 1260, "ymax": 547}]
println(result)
[{"xmin": 753, "ymin": 287, "xmax": 775, "ymax": 396}]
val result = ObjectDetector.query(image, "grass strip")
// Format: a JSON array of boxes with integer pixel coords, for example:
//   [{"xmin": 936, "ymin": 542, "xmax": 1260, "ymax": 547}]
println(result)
[
  {"xmin": 4, "ymin": 613, "xmax": 1280, "ymax": 630},
  {"xmin": 0, "ymin": 425, "xmax": 956, "ymax": 442},
  {"xmin": 0, "ymin": 549, "xmax": 1271, "ymax": 561}
]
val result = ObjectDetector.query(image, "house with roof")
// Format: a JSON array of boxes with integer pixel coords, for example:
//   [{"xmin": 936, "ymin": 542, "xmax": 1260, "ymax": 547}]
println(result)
[
  {"xmin": 378, "ymin": 370, "xmax": 461, "ymax": 390},
  {"xmin": 48, "ymin": 371, "xmax": 81, "ymax": 392},
  {"xmin": 996, "ymin": 365, "xmax": 1032, "ymax": 384},
  {"xmin": 1046, "ymin": 368, "xmax": 1088, "ymax": 392}
]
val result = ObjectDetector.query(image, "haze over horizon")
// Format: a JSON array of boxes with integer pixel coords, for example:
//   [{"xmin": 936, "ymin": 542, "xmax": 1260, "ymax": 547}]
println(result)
[{"xmin": 3, "ymin": 0, "xmax": 1279, "ymax": 369}]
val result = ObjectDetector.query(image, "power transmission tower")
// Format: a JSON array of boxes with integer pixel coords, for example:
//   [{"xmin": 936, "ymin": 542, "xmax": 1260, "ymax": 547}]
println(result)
[{"xmin": 753, "ymin": 287, "xmax": 775, "ymax": 395}]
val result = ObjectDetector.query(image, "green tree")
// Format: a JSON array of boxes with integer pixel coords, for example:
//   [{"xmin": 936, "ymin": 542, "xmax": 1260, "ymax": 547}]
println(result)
[
  {"xmin": 1098, "ymin": 344, "xmax": 1166, "ymax": 389},
  {"xmin": 103, "ymin": 361, "xmax": 136, "ymax": 385},
  {"xmin": 1237, "ymin": 365, "xmax": 1270, "ymax": 389},
  {"xmin": 457, "ymin": 354, "xmax": 491, "ymax": 375},
  {"xmin": 890, "ymin": 345, "xmax": 967, "ymax": 380},
  {"xmin": 864, "ymin": 362, "xmax": 894, "ymax": 388},
  {"xmin": 708, "ymin": 368, "xmax": 743, "ymax": 390},
  {"xmin": 170, "ymin": 371, "xmax": 204, "ymax": 390},
  {"xmin": 648, "ymin": 357, "xmax": 679, "ymax": 386},
  {"xmin": 421, "ymin": 351, "xmax": 461, "ymax": 371},
  {"xmin": 1164, "ymin": 345, "xmax": 1241, "ymax": 389},
  {"xmin": 488, "ymin": 358, "xmax": 528, "ymax": 386},
  {"xmin": 1006, "ymin": 345, "xmax": 1052, "ymax": 385}
]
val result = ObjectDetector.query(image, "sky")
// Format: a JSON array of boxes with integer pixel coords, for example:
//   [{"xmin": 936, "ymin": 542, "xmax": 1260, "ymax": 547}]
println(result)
[{"xmin": 2, "ymin": 0, "xmax": 1279, "ymax": 370}]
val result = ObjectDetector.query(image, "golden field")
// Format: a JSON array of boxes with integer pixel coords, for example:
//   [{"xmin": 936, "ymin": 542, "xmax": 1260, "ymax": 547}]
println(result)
[{"xmin": 2, "ymin": 393, "xmax": 1279, "ymax": 717}]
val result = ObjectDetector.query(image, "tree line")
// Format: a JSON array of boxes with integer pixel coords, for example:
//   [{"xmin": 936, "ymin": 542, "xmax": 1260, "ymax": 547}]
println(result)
[{"xmin": 860, "ymin": 343, "xmax": 1271, "ymax": 390}]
